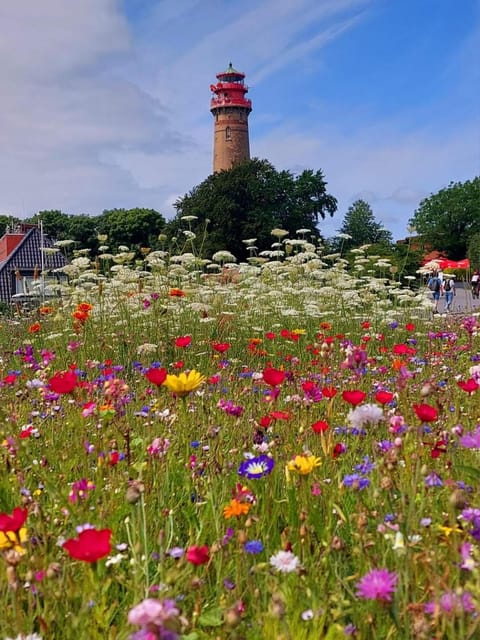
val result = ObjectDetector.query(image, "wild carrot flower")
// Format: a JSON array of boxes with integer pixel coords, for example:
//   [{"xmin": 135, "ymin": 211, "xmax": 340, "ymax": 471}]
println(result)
[
  {"xmin": 163, "ymin": 370, "xmax": 206, "ymax": 397},
  {"xmin": 356, "ymin": 568, "xmax": 398, "ymax": 602}
]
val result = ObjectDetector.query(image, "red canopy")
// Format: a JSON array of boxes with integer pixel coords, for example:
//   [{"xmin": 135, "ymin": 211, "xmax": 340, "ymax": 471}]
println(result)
[{"xmin": 426, "ymin": 258, "xmax": 470, "ymax": 270}]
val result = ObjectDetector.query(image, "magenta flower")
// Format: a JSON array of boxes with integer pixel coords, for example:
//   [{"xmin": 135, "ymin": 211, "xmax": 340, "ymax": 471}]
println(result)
[
  {"xmin": 424, "ymin": 590, "xmax": 476, "ymax": 616},
  {"xmin": 356, "ymin": 568, "xmax": 398, "ymax": 602}
]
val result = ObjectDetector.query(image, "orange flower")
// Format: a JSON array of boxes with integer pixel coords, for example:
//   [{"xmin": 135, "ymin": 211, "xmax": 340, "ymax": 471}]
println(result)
[
  {"xmin": 28, "ymin": 322, "xmax": 41, "ymax": 334},
  {"xmin": 223, "ymin": 499, "xmax": 251, "ymax": 519},
  {"xmin": 169, "ymin": 288, "xmax": 186, "ymax": 297},
  {"xmin": 319, "ymin": 321, "xmax": 332, "ymax": 330},
  {"xmin": 39, "ymin": 306, "xmax": 54, "ymax": 315},
  {"xmin": 72, "ymin": 310, "xmax": 89, "ymax": 322},
  {"xmin": 76, "ymin": 302, "xmax": 93, "ymax": 312}
]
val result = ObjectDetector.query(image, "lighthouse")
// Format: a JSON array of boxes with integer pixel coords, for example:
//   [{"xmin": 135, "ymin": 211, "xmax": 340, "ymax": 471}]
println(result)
[{"xmin": 210, "ymin": 63, "xmax": 252, "ymax": 173}]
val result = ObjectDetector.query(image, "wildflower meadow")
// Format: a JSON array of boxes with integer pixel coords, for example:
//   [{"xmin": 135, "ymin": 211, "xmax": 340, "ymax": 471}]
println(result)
[{"xmin": 1, "ymin": 235, "xmax": 480, "ymax": 640}]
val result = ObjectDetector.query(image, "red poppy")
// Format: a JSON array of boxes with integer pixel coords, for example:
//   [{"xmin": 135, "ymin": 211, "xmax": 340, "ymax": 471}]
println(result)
[
  {"xmin": 175, "ymin": 336, "xmax": 191, "ymax": 348},
  {"xmin": 269, "ymin": 410, "xmax": 290, "ymax": 421},
  {"xmin": 28, "ymin": 322, "xmax": 41, "ymax": 334},
  {"xmin": 413, "ymin": 403, "xmax": 438, "ymax": 422},
  {"xmin": 312, "ymin": 420, "xmax": 329, "ymax": 433},
  {"xmin": 280, "ymin": 329, "xmax": 291, "ymax": 339},
  {"xmin": 302, "ymin": 381, "xmax": 317, "ymax": 394},
  {"xmin": 430, "ymin": 439, "xmax": 447, "ymax": 458},
  {"xmin": 341, "ymin": 390, "xmax": 367, "ymax": 406},
  {"xmin": 393, "ymin": 344, "xmax": 416, "ymax": 355},
  {"xmin": 173, "ymin": 360, "xmax": 184, "ymax": 370},
  {"xmin": 0, "ymin": 507, "xmax": 28, "ymax": 533},
  {"xmin": 265, "ymin": 332, "xmax": 276, "ymax": 340},
  {"xmin": 259, "ymin": 415, "xmax": 273, "ymax": 428},
  {"xmin": 76, "ymin": 302, "xmax": 93, "ymax": 313},
  {"xmin": 63, "ymin": 528, "xmax": 112, "ymax": 563},
  {"xmin": 405, "ymin": 323, "xmax": 415, "ymax": 332},
  {"xmin": 3, "ymin": 374, "xmax": 17, "ymax": 385},
  {"xmin": 48, "ymin": 370, "xmax": 78, "ymax": 394},
  {"xmin": 212, "ymin": 342, "xmax": 231, "ymax": 353},
  {"xmin": 262, "ymin": 367, "xmax": 286, "ymax": 387},
  {"xmin": 361, "ymin": 321, "xmax": 370, "ymax": 329},
  {"xmin": 333, "ymin": 443, "xmax": 346, "ymax": 458},
  {"xmin": 169, "ymin": 288, "xmax": 186, "ymax": 297},
  {"xmin": 185, "ymin": 544, "xmax": 210, "ymax": 565},
  {"xmin": 72, "ymin": 310, "xmax": 90, "ymax": 323},
  {"xmin": 457, "ymin": 379, "xmax": 479, "ymax": 393},
  {"xmin": 145, "ymin": 367, "xmax": 167, "ymax": 387},
  {"xmin": 322, "ymin": 386, "xmax": 337, "ymax": 399},
  {"xmin": 375, "ymin": 390, "xmax": 394, "ymax": 405}
]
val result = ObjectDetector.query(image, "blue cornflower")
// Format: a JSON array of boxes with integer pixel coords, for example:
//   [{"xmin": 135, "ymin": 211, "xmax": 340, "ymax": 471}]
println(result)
[
  {"xmin": 238, "ymin": 455, "xmax": 275, "ymax": 479},
  {"xmin": 244, "ymin": 540, "xmax": 264, "ymax": 554},
  {"xmin": 342, "ymin": 474, "xmax": 370, "ymax": 490}
]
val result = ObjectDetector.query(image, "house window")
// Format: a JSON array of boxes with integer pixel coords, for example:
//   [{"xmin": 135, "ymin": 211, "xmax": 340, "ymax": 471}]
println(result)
[{"xmin": 226, "ymin": 126, "xmax": 231, "ymax": 140}]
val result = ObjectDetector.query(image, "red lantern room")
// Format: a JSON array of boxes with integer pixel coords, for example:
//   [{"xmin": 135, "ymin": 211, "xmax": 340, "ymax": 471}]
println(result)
[{"xmin": 210, "ymin": 63, "xmax": 252, "ymax": 173}]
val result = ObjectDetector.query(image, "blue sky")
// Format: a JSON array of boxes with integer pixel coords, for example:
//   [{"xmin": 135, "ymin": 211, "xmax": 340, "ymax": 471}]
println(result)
[{"xmin": 0, "ymin": 0, "xmax": 478, "ymax": 241}]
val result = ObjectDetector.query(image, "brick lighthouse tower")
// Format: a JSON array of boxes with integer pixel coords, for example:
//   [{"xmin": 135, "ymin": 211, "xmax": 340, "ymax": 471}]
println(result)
[{"xmin": 210, "ymin": 63, "xmax": 252, "ymax": 173}]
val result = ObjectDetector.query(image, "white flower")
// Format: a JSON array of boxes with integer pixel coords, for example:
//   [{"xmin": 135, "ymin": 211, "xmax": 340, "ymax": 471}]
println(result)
[
  {"xmin": 6, "ymin": 634, "xmax": 43, "ymax": 640},
  {"xmin": 347, "ymin": 403, "xmax": 384, "ymax": 429},
  {"xmin": 269, "ymin": 550, "xmax": 300, "ymax": 573}
]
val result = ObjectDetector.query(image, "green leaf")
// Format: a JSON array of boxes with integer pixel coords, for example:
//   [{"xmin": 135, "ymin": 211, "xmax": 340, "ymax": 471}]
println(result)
[
  {"xmin": 324, "ymin": 623, "xmax": 346, "ymax": 640},
  {"xmin": 197, "ymin": 607, "xmax": 224, "ymax": 627},
  {"xmin": 454, "ymin": 465, "xmax": 480, "ymax": 482}
]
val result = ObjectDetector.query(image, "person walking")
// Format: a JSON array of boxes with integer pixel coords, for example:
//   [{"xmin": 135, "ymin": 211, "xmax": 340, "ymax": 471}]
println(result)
[
  {"xmin": 472, "ymin": 270, "xmax": 480, "ymax": 299},
  {"xmin": 427, "ymin": 271, "xmax": 442, "ymax": 313},
  {"xmin": 443, "ymin": 275, "xmax": 455, "ymax": 312}
]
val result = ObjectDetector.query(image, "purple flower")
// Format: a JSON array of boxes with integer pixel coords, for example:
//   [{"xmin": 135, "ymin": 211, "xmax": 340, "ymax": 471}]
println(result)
[
  {"xmin": 424, "ymin": 591, "xmax": 476, "ymax": 615},
  {"xmin": 425, "ymin": 472, "xmax": 443, "ymax": 487},
  {"xmin": 238, "ymin": 455, "xmax": 275, "ymax": 479},
  {"xmin": 356, "ymin": 568, "xmax": 398, "ymax": 602},
  {"xmin": 459, "ymin": 426, "xmax": 480, "ymax": 449},
  {"xmin": 342, "ymin": 474, "xmax": 370, "ymax": 490}
]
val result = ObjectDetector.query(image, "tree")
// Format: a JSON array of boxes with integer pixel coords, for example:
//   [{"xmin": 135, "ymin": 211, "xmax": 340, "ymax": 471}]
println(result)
[
  {"xmin": 468, "ymin": 232, "xmax": 480, "ymax": 271},
  {"xmin": 97, "ymin": 208, "xmax": 167, "ymax": 251},
  {"xmin": 27, "ymin": 210, "xmax": 71, "ymax": 240},
  {"xmin": 408, "ymin": 178, "xmax": 480, "ymax": 259},
  {"xmin": 170, "ymin": 158, "xmax": 337, "ymax": 260},
  {"xmin": 334, "ymin": 200, "xmax": 393, "ymax": 253},
  {"xmin": 0, "ymin": 215, "xmax": 21, "ymax": 237}
]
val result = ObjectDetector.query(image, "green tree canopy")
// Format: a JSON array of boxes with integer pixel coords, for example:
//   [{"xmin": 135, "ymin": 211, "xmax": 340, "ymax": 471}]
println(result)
[
  {"xmin": 97, "ymin": 208, "xmax": 167, "ymax": 251},
  {"xmin": 0, "ymin": 215, "xmax": 22, "ymax": 237},
  {"xmin": 170, "ymin": 158, "xmax": 337, "ymax": 260},
  {"xmin": 408, "ymin": 177, "xmax": 480, "ymax": 259},
  {"xmin": 333, "ymin": 199, "xmax": 393, "ymax": 253}
]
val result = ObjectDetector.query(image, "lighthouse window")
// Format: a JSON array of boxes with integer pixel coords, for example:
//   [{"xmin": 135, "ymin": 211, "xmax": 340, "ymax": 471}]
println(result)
[{"xmin": 225, "ymin": 126, "xmax": 232, "ymax": 140}]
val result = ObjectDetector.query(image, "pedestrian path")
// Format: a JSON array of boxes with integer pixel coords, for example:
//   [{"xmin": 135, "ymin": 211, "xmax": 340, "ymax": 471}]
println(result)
[{"xmin": 435, "ymin": 283, "xmax": 480, "ymax": 315}]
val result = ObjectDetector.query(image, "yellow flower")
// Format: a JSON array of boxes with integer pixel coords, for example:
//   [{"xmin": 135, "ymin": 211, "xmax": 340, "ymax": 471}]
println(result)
[
  {"xmin": 0, "ymin": 528, "xmax": 28, "ymax": 554},
  {"xmin": 164, "ymin": 370, "xmax": 206, "ymax": 397},
  {"xmin": 291, "ymin": 328, "xmax": 306, "ymax": 336},
  {"xmin": 286, "ymin": 454, "xmax": 322, "ymax": 477},
  {"xmin": 223, "ymin": 499, "xmax": 251, "ymax": 519}
]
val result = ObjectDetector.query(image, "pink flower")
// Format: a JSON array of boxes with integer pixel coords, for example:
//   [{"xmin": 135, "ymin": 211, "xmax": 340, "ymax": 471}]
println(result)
[
  {"xmin": 185, "ymin": 544, "xmax": 210, "ymax": 565},
  {"xmin": 356, "ymin": 568, "xmax": 398, "ymax": 602},
  {"xmin": 128, "ymin": 597, "xmax": 179, "ymax": 626}
]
